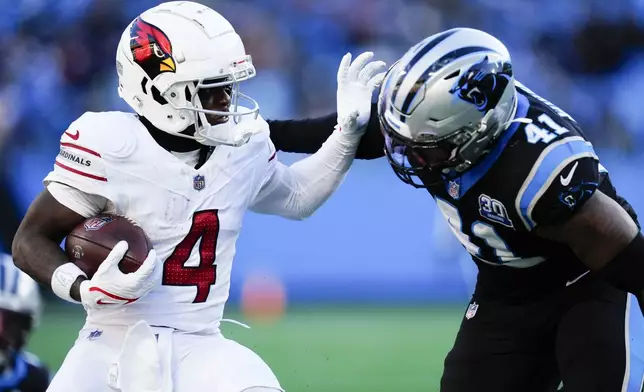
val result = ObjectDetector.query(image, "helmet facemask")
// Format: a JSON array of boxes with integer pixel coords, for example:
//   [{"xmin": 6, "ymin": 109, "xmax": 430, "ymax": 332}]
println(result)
[
  {"xmin": 380, "ymin": 52, "xmax": 520, "ymax": 188},
  {"xmin": 159, "ymin": 56, "xmax": 260, "ymax": 147}
]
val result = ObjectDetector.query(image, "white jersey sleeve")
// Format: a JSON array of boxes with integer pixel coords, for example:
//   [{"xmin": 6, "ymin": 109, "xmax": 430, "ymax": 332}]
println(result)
[
  {"xmin": 47, "ymin": 182, "xmax": 106, "ymax": 218},
  {"xmin": 250, "ymin": 128, "xmax": 358, "ymax": 220},
  {"xmin": 44, "ymin": 112, "xmax": 110, "ymax": 193},
  {"xmin": 43, "ymin": 111, "xmax": 139, "ymax": 216}
]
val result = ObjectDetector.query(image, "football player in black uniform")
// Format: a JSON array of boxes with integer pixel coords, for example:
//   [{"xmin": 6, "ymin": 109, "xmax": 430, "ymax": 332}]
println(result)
[
  {"xmin": 0, "ymin": 253, "xmax": 49, "ymax": 392},
  {"xmin": 268, "ymin": 28, "xmax": 644, "ymax": 392}
]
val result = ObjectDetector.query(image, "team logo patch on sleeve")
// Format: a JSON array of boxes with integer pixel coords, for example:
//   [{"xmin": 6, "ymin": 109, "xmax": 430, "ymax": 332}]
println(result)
[
  {"xmin": 478, "ymin": 194, "xmax": 513, "ymax": 228},
  {"xmin": 55, "ymin": 143, "xmax": 107, "ymax": 182},
  {"xmin": 558, "ymin": 182, "xmax": 597, "ymax": 210}
]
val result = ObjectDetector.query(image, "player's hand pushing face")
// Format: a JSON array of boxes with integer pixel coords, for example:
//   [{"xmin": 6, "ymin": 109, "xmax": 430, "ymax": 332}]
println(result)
[{"xmin": 336, "ymin": 51, "xmax": 386, "ymax": 140}]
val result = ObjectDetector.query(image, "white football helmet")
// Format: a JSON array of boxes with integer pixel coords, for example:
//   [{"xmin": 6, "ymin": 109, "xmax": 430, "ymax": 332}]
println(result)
[
  {"xmin": 0, "ymin": 254, "xmax": 42, "ymax": 325},
  {"xmin": 378, "ymin": 28, "xmax": 519, "ymax": 187},
  {"xmin": 116, "ymin": 1, "xmax": 259, "ymax": 147},
  {"xmin": 0, "ymin": 254, "xmax": 42, "ymax": 366}
]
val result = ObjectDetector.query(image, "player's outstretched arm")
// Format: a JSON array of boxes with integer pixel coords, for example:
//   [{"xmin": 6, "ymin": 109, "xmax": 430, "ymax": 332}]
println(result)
[
  {"xmin": 536, "ymin": 191, "xmax": 644, "ymax": 312},
  {"xmin": 266, "ymin": 103, "xmax": 385, "ymax": 160},
  {"xmin": 251, "ymin": 52, "xmax": 386, "ymax": 219}
]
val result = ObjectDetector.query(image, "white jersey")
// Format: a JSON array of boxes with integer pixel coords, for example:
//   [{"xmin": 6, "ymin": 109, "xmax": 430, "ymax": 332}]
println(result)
[{"xmin": 45, "ymin": 111, "xmax": 277, "ymax": 333}]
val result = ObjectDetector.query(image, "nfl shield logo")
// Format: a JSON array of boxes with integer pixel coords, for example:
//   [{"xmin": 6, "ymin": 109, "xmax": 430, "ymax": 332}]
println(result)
[
  {"xmin": 193, "ymin": 174, "xmax": 206, "ymax": 191},
  {"xmin": 448, "ymin": 180, "xmax": 460, "ymax": 199},
  {"xmin": 84, "ymin": 216, "xmax": 114, "ymax": 231},
  {"xmin": 465, "ymin": 302, "xmax": 479, "ymax": 320},
  {"xmin": 87, "ymin": 329, "xmax": 103, "ymax": 340}
]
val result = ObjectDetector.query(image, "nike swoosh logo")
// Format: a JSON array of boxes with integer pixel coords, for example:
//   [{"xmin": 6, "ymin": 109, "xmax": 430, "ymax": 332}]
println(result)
[
  {"xmin": 566, "ymin": 270, "xmax": 589, "ymax": 286},
  {"xmin": 560, "ymin": 161, "xmax": 579, "ymax": 186},
  {"xmin": 96, "ymin": 297, "xmax": 137, "ymax": 305},
  {"xmin": 96, "ymin": 299, "xmax": 118, "ymax": 305},
  {"xmin": 64, "ymin": 130, "xmax": 80, "ymax": 140}
]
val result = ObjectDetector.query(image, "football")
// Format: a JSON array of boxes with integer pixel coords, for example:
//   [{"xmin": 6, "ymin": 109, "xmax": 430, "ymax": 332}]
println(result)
[{"xmin": 65, "ymin": 214, "xmax": 152, "ymax": 279}]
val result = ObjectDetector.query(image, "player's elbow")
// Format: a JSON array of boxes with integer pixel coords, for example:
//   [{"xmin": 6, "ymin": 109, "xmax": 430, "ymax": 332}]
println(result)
[
  {"xmin": 596, "ymin": 232, "xmax": 644, "ymax": 296},
  {"xmin": 11, "ymin": 220, "xmax": 43, "ymax": 273},
  {"xmin": 283, "ymin": 207, "xmax": 316, "ymax": 221},
  {"xmin": 295, "ymin": 209, "xmax": 316, "ymax": 220},
  {"xmin": 11, "ymin": 230, "xmax": 31, "ymax": 272},
  {"xmin": 277, "ymin": 191, "xmax": 323, "ymax": 220},
  {"xmin": 290, "ymin": 195, "xmax": 326, "ymax": 220}
]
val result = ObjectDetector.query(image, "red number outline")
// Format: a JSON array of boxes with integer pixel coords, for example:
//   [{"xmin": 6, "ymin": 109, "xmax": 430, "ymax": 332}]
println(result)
[{"xmin": 162, "ymin": 210, "xmax": 219, "ymax": 303}]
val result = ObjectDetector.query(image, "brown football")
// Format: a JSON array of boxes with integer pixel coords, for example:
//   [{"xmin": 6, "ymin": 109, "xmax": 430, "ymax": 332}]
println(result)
[{"xmin": 65, "ymin": 214, "xmax": 152, "ymax": 278}]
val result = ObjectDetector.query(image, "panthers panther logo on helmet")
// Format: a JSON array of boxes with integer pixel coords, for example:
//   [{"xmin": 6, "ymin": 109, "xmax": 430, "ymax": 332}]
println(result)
[{"xmin": 449, "ymin": 56, "xmax": 513, "ymax": 113}]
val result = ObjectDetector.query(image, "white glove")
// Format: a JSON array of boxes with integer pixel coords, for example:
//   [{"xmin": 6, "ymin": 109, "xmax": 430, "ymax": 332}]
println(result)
[
  {"xmin": 79, "ymin": 241, "xmax": 161, "ymax": 309},
  {"xmin": 336, "ymin": 51, "xmax": 386, "ymax": 142}
]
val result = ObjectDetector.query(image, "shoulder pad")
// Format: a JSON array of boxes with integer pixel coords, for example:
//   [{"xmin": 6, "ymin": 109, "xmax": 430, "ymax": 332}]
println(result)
[
  {"xmin": 514, "ymin": 136, "xmax": 599, "ymax": 230},
  {"xmin": 249, "ymin": 115, "xmax": 275, "ymax": 159},
  {"xmin": 61, "ymin": 111, "xmax": 139, "ymax": 159},
  {"xmin": 246, "ymin": 113, "xmax": 271, "ymax": 145},
  {"xmin": 45, "ymin": 111, "xmax": 139, "ymax": 196}
]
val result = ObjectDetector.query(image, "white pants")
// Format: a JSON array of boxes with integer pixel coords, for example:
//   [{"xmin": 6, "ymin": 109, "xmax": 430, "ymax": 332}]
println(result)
[{"xmin": 47, "ymin": 322, "xmax": 283, "ymax": 392}]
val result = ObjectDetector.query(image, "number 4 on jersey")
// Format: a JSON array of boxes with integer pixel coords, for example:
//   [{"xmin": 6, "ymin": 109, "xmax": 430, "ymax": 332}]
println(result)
[{"xmin": 162, "ymin": 210, "xmax": 220, "ymax": 303}]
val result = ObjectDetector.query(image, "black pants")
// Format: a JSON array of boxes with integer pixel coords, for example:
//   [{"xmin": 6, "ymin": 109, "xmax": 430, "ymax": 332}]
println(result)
[{"xmin": 440, "ymin": 274, "xmax": 644, "ymax": 392}]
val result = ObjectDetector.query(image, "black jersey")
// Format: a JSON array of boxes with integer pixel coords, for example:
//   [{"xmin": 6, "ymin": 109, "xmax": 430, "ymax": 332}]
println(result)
[
  {"xmin": 0, "ymin": 352, "xmax": 49, "ymax": 392},
  {"xmin": 418, "ymin": 83, "xmax": 637, "ymax": 300},
  {"xmin": 267, "ymin": 85, "xmax": 638, "ymax": 301}
]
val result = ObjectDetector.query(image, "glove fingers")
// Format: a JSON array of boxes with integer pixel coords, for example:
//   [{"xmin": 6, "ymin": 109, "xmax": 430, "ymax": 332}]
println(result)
[
  {"xmin": 337, "ymin": 52, "xmax": 352, "ymax": 84},
  {"xmin": 358, "ymin": 61, "xmax": 387, "ymax": 85},
  {"xmin": 95, "ymin": 241, "xmax": 129, "ymax": 276},
  {"xmin": 348, "ymin": 52, "xmax": 374, "ymax": 81},
  {"xmin": 367, "ymin": 72, "xmax": 387, "ymax": 93},
  {"xmin": 131, "ymin": 249, "xmax": 160, "ymax": 283}
]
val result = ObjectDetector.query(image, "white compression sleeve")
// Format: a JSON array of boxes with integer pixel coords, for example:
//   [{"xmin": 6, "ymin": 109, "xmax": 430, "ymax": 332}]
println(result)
[{"xmin": 250, "ymin": 130, "xmax": 360, "ymax": 220}]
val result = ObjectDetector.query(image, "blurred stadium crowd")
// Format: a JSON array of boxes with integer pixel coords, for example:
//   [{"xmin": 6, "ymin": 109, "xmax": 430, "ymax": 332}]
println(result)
[{"xmin": 1, "ymin": 0, "xmax": 644, "ymax": 251}]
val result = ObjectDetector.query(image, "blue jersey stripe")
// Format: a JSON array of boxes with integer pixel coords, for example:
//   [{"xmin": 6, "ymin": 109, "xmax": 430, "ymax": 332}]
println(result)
[
  {"xmin": 516, "ymin": 136, "xmax": 597, "ymax": 230},
  {"xmin": 0, "ymin": 353, "xmax": 28, "ymax": 389}
]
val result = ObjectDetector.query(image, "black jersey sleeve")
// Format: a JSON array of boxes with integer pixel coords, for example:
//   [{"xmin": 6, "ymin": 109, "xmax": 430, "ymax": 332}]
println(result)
[
  {"xmin": 266, "ymin": 103, "xmax": 385, "ymax": 159},
  {"xmin": 515, "ymin": 137, "xmax": 600, "ymax": 231}
]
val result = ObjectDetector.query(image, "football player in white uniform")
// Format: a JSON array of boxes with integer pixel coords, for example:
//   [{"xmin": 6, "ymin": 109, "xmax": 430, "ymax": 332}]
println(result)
[{"xmin": 11, "ymin": 2, "xmax": 385, "ymax": 392}]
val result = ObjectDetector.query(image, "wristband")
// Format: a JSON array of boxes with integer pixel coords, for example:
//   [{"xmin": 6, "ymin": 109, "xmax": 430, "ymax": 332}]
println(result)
[{"xmin": 51, "ymin": 263, "xmax": 87, "ymax": 304}]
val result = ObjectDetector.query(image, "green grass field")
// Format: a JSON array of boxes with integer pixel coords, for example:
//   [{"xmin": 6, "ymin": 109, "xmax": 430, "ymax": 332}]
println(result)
[{"xmin": 27, "ymin": 304, "xmax": 465, "ymax": 391}]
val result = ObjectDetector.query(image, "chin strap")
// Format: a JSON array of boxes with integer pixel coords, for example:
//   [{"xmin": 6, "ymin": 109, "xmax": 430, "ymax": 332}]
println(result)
[{"xmin": 193, "ymin": 116, "xmax": 266, "ymax": 147}]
